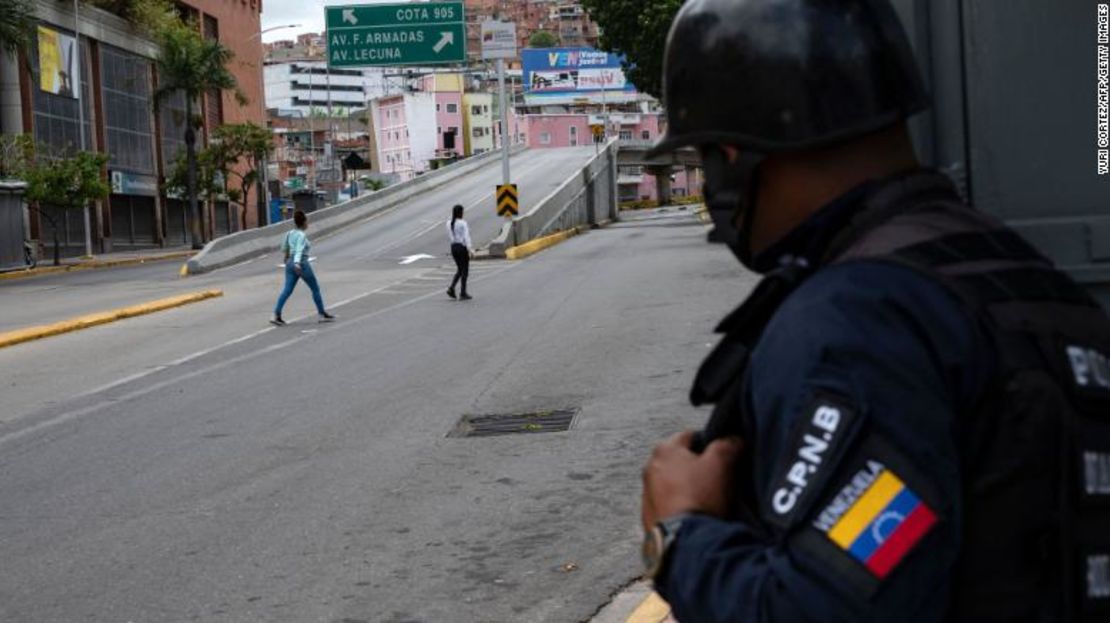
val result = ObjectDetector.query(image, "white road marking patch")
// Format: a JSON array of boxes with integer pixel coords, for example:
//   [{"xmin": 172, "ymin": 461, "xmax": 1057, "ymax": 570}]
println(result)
[{"xmin": 400, "ymin": 254, "xmax": 436, "ymax": 265}]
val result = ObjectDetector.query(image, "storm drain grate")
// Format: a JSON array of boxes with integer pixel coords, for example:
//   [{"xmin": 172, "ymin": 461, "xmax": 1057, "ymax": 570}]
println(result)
[{"xmin": 447, "ymin": 408, "xmax": 579, "ymax": 438}]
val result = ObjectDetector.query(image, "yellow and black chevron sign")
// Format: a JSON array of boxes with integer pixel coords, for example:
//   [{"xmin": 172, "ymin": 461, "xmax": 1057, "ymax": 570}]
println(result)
[{"xmin": 497, "ymin": 183, "xmax": 519, "ymax": 218}]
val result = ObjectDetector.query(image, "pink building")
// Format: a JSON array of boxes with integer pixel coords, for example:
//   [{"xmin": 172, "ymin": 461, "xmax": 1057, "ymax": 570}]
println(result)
[
  {"xmin": 420, "ymin": 74, "xmax": 466, "ymax": 157},
  {"xmin": 435, "ymin": 92, "xmax": 464, "ymax": 156},
  {"xmin": 370, "ymin": 92, "xmax": 437, "ymax": 182},
  {"xmin": 375, "ymin": 96, "xmax": 412, "ymax": 179},
  {"xmin": 521, "ymin": 112, "xmax": 702, "ymax": 203},
  {"xmin": 494, "ymin": 105, "xmax": 526, "ymax": 149}
]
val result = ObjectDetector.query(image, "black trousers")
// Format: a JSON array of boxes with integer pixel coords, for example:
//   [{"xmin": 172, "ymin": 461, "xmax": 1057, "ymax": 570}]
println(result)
[{"xmin": 450, "ymin": 243, "xmax": 469, "ymax": 294}]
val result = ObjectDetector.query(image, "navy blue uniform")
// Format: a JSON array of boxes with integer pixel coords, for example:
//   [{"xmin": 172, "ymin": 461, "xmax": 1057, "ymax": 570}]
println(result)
[{"xmin": 657, "ymin": 191, "xmax": 997, "ymax": 621}]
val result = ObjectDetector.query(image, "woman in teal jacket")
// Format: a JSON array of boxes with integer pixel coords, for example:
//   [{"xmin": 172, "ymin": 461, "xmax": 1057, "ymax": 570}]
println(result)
[{"xmin": 271, "ymin": 210, "xmax": 335, "ymax": 326}]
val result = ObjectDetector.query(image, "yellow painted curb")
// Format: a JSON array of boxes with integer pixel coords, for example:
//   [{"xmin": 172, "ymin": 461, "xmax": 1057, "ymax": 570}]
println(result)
[
  {"xmin": 0, "ymin": 289, "xmax": 223, "ymax": 349},
  {"xmin": 626, "ymin": 592, "xmax": 671, "ymax": 623},
  {"xmin": 504, "ymin": 226, "xmax": 585, "ymax": 260},
  {"xmin": 0, "ymin": 252, "xmax": 194, "ymax": 282}
]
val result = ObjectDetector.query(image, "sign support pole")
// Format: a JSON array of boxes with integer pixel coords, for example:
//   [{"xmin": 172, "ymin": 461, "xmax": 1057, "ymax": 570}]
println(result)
[{"xmin": 497, "ymin": 57, "xmax": 510, "ymax": 185}]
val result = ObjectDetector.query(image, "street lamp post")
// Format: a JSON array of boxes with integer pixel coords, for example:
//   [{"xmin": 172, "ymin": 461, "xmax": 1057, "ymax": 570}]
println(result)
[{"xmin": 252, "ymin": 23, "xmax": 300, "ymax": 225}]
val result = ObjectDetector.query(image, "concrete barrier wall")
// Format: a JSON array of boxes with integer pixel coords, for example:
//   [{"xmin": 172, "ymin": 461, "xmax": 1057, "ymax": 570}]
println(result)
[
  {"xmin": 186, "ymin": 146, "xmax": 528, "ymax": 274},
  {"xmin": 489, "ymin": 140, "xmax": 617, "ymax": 257}
]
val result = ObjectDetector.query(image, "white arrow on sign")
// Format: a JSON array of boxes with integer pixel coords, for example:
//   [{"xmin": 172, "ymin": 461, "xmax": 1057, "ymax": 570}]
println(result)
[
  {"xmin": 399, "ymin": 254, "xmax": 435, "ymax": 265},
  {"xmin": 342, "ymin": 9, "xmax": 358, "ymax": 25},
  {"xmin": 432, "ymin": 31, "xmax": 454, "ymax": 54}
]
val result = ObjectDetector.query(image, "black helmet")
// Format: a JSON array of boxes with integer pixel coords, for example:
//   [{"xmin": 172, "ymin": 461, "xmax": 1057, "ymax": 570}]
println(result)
[{"xmin": 649, "ymin": 0, "xmax": 929, "ymax": 157}]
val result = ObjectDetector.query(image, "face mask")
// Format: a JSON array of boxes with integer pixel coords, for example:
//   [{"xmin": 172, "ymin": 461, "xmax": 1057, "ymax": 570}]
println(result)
[{"xmin": 700, "ymin": 146, "xmax": 765, "ymax": 269}]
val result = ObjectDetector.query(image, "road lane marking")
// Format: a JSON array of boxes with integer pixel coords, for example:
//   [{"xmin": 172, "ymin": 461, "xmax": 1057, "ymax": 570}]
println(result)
[
  {"xmin": 352, "ymin": 150, "xmax": 563, "ymax": 262},
  {"xmin": 0, "ymin": 290, "xmax": 224, "ymax": 350},
  {"xmin": 0, "ymin": 263, "xmax": 521, "ymax": 446},
  {"xmin": 0, "ymin": 336, "xmax": 306, "ymax": 448},
  {"xmin": 399, "ymin": 254, "xmax": 436, "ymax": 265},
  {"xmin": 1, "ymin": 264, "xmax": 515, "ymax": 444}
]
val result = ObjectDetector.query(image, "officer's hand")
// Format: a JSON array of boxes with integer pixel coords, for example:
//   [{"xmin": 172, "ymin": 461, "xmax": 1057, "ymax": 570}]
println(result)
[
  {"xmin": 641, "ymin": 431, "xmax": 742, "ymax": 532},
  {"xmin": 293, "ymin": 263, "xmax": 303, "ymax": 276}
]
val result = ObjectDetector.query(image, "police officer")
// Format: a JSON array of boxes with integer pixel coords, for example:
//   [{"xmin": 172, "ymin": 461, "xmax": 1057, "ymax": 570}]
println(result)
[{"xmin": 639, "ymin": 0, "xmax": 1110, "ymax": 621}]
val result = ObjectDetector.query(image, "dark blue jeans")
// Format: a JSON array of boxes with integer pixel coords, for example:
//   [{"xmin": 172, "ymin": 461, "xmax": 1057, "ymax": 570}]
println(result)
[{"xmin": 274, "ymin": 260, "xmax": 326, "ymax": 316}]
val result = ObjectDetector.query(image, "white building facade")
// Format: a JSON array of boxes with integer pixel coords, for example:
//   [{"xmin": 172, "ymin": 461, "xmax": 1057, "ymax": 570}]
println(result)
[{"xmin": 264, "ymin": 60, "xmax": 396, "ymax": 117}]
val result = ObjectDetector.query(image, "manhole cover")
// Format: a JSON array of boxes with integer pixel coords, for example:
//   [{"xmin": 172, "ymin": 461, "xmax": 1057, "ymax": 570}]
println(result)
[{"xmin": 447, "ymin": 408, "xmax": 579, "ymax": 438}]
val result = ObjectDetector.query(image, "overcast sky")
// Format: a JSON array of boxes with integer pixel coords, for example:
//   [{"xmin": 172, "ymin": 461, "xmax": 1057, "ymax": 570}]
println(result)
[{"xmin": 261, "ymin": 0, "xmax": 398, "ymax": 43}]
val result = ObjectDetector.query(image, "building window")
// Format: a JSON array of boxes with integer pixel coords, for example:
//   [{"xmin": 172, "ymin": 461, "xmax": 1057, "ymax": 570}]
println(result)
[
  {"xmin": 202, "ymin": 16, "xmax": 222, "ymax": 130},
  {"xmin": 641, "ymin": 130, "xmax": 651, "ymax": 140},
  {"xmin": 539, "ymin": 132, "xmax": 552, "ymax": 145},
  {"xmin": 620, "ymin": 130, "xmax": 633, "ymax": 141},
  {"xmin": 30, "ymin": 31, "xmax": 93, "ymax": 153},
  {"xmin": 436, "ymin": 103, "xmax": 441, "ymax": 112},
  {"xmin": 471, "ymin": 105, "xmax": 482, "ymax": 116},
  {"xmin": 100, "ymin": 44, "xmax": 155, "ymax": 174},
  {"xmin": 446, "ymin": 103, "xmax": 458, "ymax": 114},
  {"xmin": 159, "ymin": 89, "xmax": 188, "ymax": 169},
  {"xmin": 569, "ymin": 125, "xmax": 578, "ymax": 146}
]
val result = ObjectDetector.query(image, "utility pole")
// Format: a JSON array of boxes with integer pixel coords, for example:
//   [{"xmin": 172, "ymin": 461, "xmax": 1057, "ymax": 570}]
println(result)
[
  {"xmin": 251, "ymin": 24, "xmax": 300, "ymax": 226},
  {"xmin": 74, "ymin": 0, "xmax": 93, "ymax": 257},
  {"xmin": 308, "ymin": 64, "xmax": 316, "ymax": 191},
  {"xmin": 497, "ymin": 57, "xmax": 510, "ymax": 185},
  {"xmin": 326, "ymin": 64, "xmax": 335, "ymax": 188}
]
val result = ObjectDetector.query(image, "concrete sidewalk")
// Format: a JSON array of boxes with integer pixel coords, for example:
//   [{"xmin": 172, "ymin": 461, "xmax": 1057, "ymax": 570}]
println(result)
[
  {"xmin": 591, "ymin": 581, "xmax": 676, "ymax": 623},
  {"xmin": 0, "ymin": 247, "xmax": 194, "ymax": 281}
]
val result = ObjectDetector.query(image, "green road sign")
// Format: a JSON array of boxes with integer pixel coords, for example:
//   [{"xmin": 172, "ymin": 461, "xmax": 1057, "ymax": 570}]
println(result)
[{"xmin": 325, "ymin": 2, "xmax": 467, "ymax": 67}]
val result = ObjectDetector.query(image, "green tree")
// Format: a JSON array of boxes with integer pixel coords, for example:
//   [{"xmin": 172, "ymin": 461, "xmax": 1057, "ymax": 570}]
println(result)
[
  {"xmin": 87, "ymin": 0, "xmax": 179, "ymax": 33},
  {"xmin": 359, "ymin": 176, "xmax": 386, "ymax": 192},
  {"xmin": 528, "ymin": 30, "xmax": 558, "ymax": 48},
  {"xmin": 0, "ymin": 0, "xmax": 35, "ymax": 56},
  {"xmin": 209, "ymin": 122, "xmax": 273, "ymax": 230},
  {"xmin": 153, "ymin": 21, "xmax": 245, "ymax": 249},
  {"xmin": 0, "ymin": 134, "xmax": 33, "ymax": 180},
  {"xmin": 579, "ymin": 0, "xmax": 684, "ymax": 98},
  {"xmin": 23, "ymin": 148, "xmax": 110, "ymax": 266},
  {"xmin": 165, "ymin": 150, "xmax": 222, "ymax": 211}
]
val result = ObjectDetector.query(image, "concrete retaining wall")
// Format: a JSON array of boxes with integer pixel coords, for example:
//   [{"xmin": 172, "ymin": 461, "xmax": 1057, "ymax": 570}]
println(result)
[
  {"xmin": 488, "ymin": 140, "xmax": 618, "ymax": 257},
  {"xmin": 186, "ymin": 146, "xmax": 527, "ymax": 274}
]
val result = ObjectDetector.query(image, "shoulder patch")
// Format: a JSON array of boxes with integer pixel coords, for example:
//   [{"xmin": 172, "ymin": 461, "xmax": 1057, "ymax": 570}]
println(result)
[
  {"xmin": 765, "ymin": 394, "xmax": 861, "ymax": 527},
  {"xmin": 814, "ymin": 460, "xmax": 937, "ymax": 580}
]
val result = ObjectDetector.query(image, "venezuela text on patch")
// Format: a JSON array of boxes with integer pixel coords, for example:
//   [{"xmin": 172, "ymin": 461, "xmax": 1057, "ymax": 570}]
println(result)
[{"xmin": 814, "ymin": 460, "xmax": 937, "ymax": 579}]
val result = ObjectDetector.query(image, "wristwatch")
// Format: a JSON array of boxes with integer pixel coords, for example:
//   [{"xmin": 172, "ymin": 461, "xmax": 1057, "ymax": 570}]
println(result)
[{"xmin": 642, "ymin": 513, "xmax": 691, "ymax": 580}]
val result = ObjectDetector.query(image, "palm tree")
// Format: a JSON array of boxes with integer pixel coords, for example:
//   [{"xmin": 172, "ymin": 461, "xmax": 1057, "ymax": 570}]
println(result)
[
  {"xmin": 153, "ymin": 22, "xmax": 244, "ymax": 249},
  {"xmin": 0, "ymin": 0, "xmax": 35, "ymax": 56}
]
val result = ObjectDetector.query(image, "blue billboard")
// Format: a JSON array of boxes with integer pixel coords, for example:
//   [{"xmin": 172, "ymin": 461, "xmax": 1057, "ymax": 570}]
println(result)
[{"xmin": 521, "ymin": 47, "xmax": 639, "ymax": 104}]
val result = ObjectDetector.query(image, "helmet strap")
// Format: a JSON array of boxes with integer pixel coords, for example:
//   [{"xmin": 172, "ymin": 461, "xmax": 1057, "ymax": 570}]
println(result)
[{"xmin": 703, "ymin": 147, "xmax": 765, "ymax": 269}]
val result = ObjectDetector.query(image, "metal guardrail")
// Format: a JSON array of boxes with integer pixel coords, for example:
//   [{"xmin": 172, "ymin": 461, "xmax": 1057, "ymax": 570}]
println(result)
[
  {"xmin": 488, "ymin": 139, "xmax": 618, "ymax": 257},
  {"xmin": 186, "ymin": 145, "xmax": 528, "ymax": 274}
]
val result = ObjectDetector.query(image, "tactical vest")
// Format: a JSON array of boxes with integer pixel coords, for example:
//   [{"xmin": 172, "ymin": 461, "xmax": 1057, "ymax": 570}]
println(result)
[{"xmin": 691, "ymin": 171, "xmax": 1110, "ymax": 622}]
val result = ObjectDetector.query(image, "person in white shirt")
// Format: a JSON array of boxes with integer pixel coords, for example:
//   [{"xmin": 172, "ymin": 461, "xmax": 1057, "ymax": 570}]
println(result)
[{"xmin": 446, "ymin": 204, "xmax": 473, "ymax": 301}]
